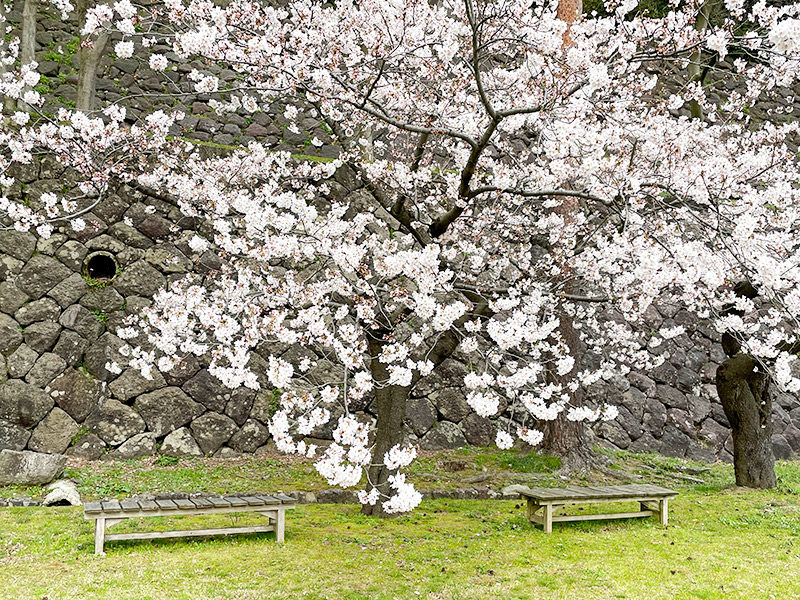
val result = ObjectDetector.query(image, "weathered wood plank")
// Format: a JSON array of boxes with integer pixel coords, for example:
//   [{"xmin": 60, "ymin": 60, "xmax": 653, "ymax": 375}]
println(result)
[
  {"xmin": 241, "ymin": 496, "xmax": 266, "ymax": 506},
  {"xmin": 208, "ymin": 497, "xmax": 231, "ymax": 508},
  {"xmin": 257, "ymin": 495, "xmax": 281, "ymax": 505},
  {"xmin": 550, "ymin": 510, "xmax": 654, "ymax": 523},
  {"xmin": 105, "ymin": 525, "xmax": 275, "ymax": 542},
  {"xmin": 139, "ymin": 499, "xmax": 159, "ymax": 512},
  {"xmin": 120, "ymin": 499, "xmax": 140, "ymax": 512},
  {"xmin": 274, "ymin": 493, "xmax": 295, "ymax": 503},
  {"xmin": 83, "ymin": 501, "xmax": 102, "ymax": 514},
  {"xmin": 191, "ymin": 497, "xmax": 213, "ymax": 508},
  {"xmin": 100, "ymin": 500, "xmax": 122, "ymax": 513},
  {"xmin": 155, "ymin": 499, "xmax": 178, "ymax": 510},
  {"xmin": 520, "ymin": 484, "xmax": 676, "ymax": 503},
  {"xmin": 226, "ymin": 496, "xmax": 248, "ymax": 507},
  {"xmin": 174, "ymin": 499, "xmax": 196, "ymax": 510}
]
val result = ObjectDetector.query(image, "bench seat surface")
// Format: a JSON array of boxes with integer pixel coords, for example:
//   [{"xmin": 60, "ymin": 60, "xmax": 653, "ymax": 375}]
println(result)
[{"xmin": 519, "ymin": 484, "xmax": 677, "ymax": 503}]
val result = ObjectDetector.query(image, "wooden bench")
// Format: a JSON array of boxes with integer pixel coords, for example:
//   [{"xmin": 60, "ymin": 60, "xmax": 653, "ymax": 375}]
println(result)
[
  {"xmin": 519, "ymin": 484, "xmax": 677, "ymax": 533},
  {"xmin": 83, "ymin": 493, "xmax": 296, "ymax": 555}
]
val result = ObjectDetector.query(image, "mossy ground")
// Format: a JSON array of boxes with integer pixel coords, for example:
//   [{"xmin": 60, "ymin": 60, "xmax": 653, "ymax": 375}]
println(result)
[{"xmin": 0, "ymin": 450, "xmax": 797, "ymax": 600}]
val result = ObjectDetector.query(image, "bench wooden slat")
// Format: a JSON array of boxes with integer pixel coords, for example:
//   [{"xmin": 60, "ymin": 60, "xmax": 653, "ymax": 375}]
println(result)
[
  {"xmin": 225, "ymin": 496, "xmax": 248, "ymax": 507},
  {"xmin": 240, "ymin": 496, "xmax": 266, "ymax": 506},
  {"xmin": 105, "ymin": 525, "xmax": 274, "ymax": 542},
  {"xmin": 155, "ymin": 499, "xmax": 178, "ymax": 510},
  {"xmin": 208, "ymin": 497, "xmax": 231, "ymax": 508},
  {"xmin": 83, "ymin": 501, "xmax": 102, "ymax": 514},
  {"xmin": 101, "ymin": 500, "xmax": 122, "ymax": 513},
  {"xmin": 274, "ymin": 493, "xmax": 295, "ymax": 503},
  {"xmin": 257, "ymin": 495, "xmax": 281, "ymax": 505},
  {"xmin": 174, "ymin": 499, "xmax": 196, "ymax": 510},
  {"xmin": 191, "ymin": 497, "xmax": 214, "ymax": 508},
  {"xmin": 139, "ymin": 500, "xmax": 159, "ymax": 511},
  {"xmin": 120, "ymin": 499, "xmax": 141, "ymax": 512}
]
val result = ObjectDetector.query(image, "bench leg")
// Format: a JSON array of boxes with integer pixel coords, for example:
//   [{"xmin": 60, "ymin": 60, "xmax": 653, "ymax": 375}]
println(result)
[
  {"xmin": 659, "ymin": 499, "xmax": 669, "ymax": 526},
  {"xmin": 543, "ymin": 504, "xmax": 553, "ymax": 534},
  {"xmin": 94, "ymin": 518, "xmax": 106, "ymax": 556},
  {"xmin": 275, "ymin": 509, "xmax": 285, "ymax": 543}
]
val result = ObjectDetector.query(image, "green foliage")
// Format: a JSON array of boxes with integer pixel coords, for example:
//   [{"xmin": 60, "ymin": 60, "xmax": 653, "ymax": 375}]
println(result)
[
  {"xmin": 69, "ymin": 427, "xmax": 91, "ymax": 446},
  {"xmin": 154, "ymin": 455, "xmax": 180, "ymax": 467},
  {"xmin": 484, "ymin": 450, "xmax": 562, "ymax": 473},
  {"xmin": 33, "ymin": 76, "xmax": 51, "ymax": 95},
  {"xmin": 90, "ymin": 310, "xmax": 108, "ymax": 325},
  {"xmin": 82, "ymin": 274, "xmax": 113, "ymax": 289},
  {"xmin": 268, "ymin": 388, "xmax": 282, "ymax": 417}
]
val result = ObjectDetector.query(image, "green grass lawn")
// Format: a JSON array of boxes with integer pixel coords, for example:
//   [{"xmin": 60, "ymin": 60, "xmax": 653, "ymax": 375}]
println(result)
[{"xmin": 0, "ymin": 451, "xmax": 797, "ymax": 600}]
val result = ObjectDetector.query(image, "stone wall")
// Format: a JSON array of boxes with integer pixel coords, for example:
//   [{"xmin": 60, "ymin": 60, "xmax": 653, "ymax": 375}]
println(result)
[{"xmin": 0, "ymin": 3, "xmax": 797, "ymax": 463}]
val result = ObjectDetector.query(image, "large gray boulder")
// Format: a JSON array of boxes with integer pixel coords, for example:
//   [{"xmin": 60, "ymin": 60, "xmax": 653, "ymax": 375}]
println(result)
[
  {"xmin": 52, "ymin": 330, "xmax": 89, "ymax": 366},
  {"xmin": 250, "ymin": 389, "xmax": 277, "ymax": 424},
  {"xmin": 59, "ymin": 304, "xmax": 104, "ymax": 341},
  {"xmin": 0, "ymin": 281, "xmax": 29, "ymax": 314},
  {"xmin": 419, "ymin": 421, "xmax": 468, "ymax": 450},
  {"xmin": 25, "ymin": 352, "xmax": 67, "ymax": 387},
  {"xmin": 0, "ymin": 420, "xmax": 31, "ymax": 451},
  {"xmin": 182, "ymin": 369, "xmax": 231, "ymax": 412},
  {"xmin": 47, "ymin": 368, "xmax": 105, "ymax": 422},
  {"xmin": 431, "ymin": 388, "xmax": 471, "ymax": 422},
  {"xmin": 225, "ymin": 387, "xmax": 257, "ymax": 426},
  {"xmin": 16, "ymin": 254, "xmax": 72, "ymax": 299},
  {"xmin": 134, "ymin": 387, "xmax": 204, "ymax": 437},
  {"xmin": 0, "ymin": 231, "xmax": 36, "ymax": 261},
  {"xmin": 0, "ymin": 379, "xmax": 54, "ymax": 427},
  {"xmin": 85, "ymin": 398, "xmax": 147, "ymax": 445},
  {"xmin": 191, "ymin": 412, "xmax": 238, "ymax": 455},
  {"xmin": 460, "ymin": 413, "xmax": 495, "ymax": 447},
  {"xmin": 108, "ymin": 432, "xmax": 157, "ymax": 459},
  {"xmin": 14, "ymin": 297, "xmax": 60, "ymax": 327},
  {"xmin": 113, "ymin": 260, "xmax": 166, "ymax": 297},
  {"xmin": 0, "ymin": 313, "xmax": 23, "ymax": 355},
  {"xmin": 160, "ymin": 427, "xmax": 203, "ymax": 457},
  {"xmin": 108, "ymin": 368, "xmax": 165, "ymax": 402},
  {"xmin": 27, "ymin": 407, "xmax": 79, "ymax": 454},
  {"xmin": 23, "ymin": 321, "xmax": 62, "ymax": 353},
  {"xmin": 48, "ymin": 273, "xmax": 89, "ymax": 308},
  {"xmin": 405, "ymin": 397, "xmax": 437, "ymax": 437},
  {"xmin": 7, "ymin": 344, "xmax": 39, "ymax": 378},
  {"xmin": 227, "ymin": 419, "xmax": 269, "ymax": 453},
  {"xmin": 65, "ymin": 433, "xmax": 106, "ymax": 460},
  {"xmin": 162, "ymin": 354, "xmax": 200, "ymax": 386},
  {"xmin": 80, "ymin": 287, "xmax": 126, "ymax": 313},
  {"xmin": 54, "ymin": 239, "xmax": 88, "ymax": 271},
  {"xmin": 83, "ymin": 333, "xmax": 128, "ymax": 381},
  {"xmin": 0, "ymin": 449, "xmax": 66, "ymax": 485}
]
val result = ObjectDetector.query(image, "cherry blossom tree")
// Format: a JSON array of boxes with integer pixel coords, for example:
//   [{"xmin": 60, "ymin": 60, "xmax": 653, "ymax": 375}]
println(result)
[{"xmin": 2, "ymin": 0, "xmax": 800, "ymax": 514}]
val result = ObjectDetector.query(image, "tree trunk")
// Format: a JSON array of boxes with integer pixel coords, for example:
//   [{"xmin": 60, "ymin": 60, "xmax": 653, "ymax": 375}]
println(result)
[
  {"xmin": 541, "ymin": 307, "xmax": 593, "ymax": 470},
  {"xmin": 361, "ymin": 335, "xmax": 410, "ymax": 517},
  {"xmin": 687, "ymin": 0, "xmax": 717, "ymax": 120},
  {"xmin": 557, "ymin": 0, "xmax": 582, "ymax": 47},
  {"xmin": 716, "ymin": 354, "xmax": 776, "ymax": 489},
  {"xmin": 18, "ymin": 0, "xmax": 38, "ymax": 112},
  {"xmin": 75, "ymin": 0, "xmax": 109, "ymax": 112}
]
